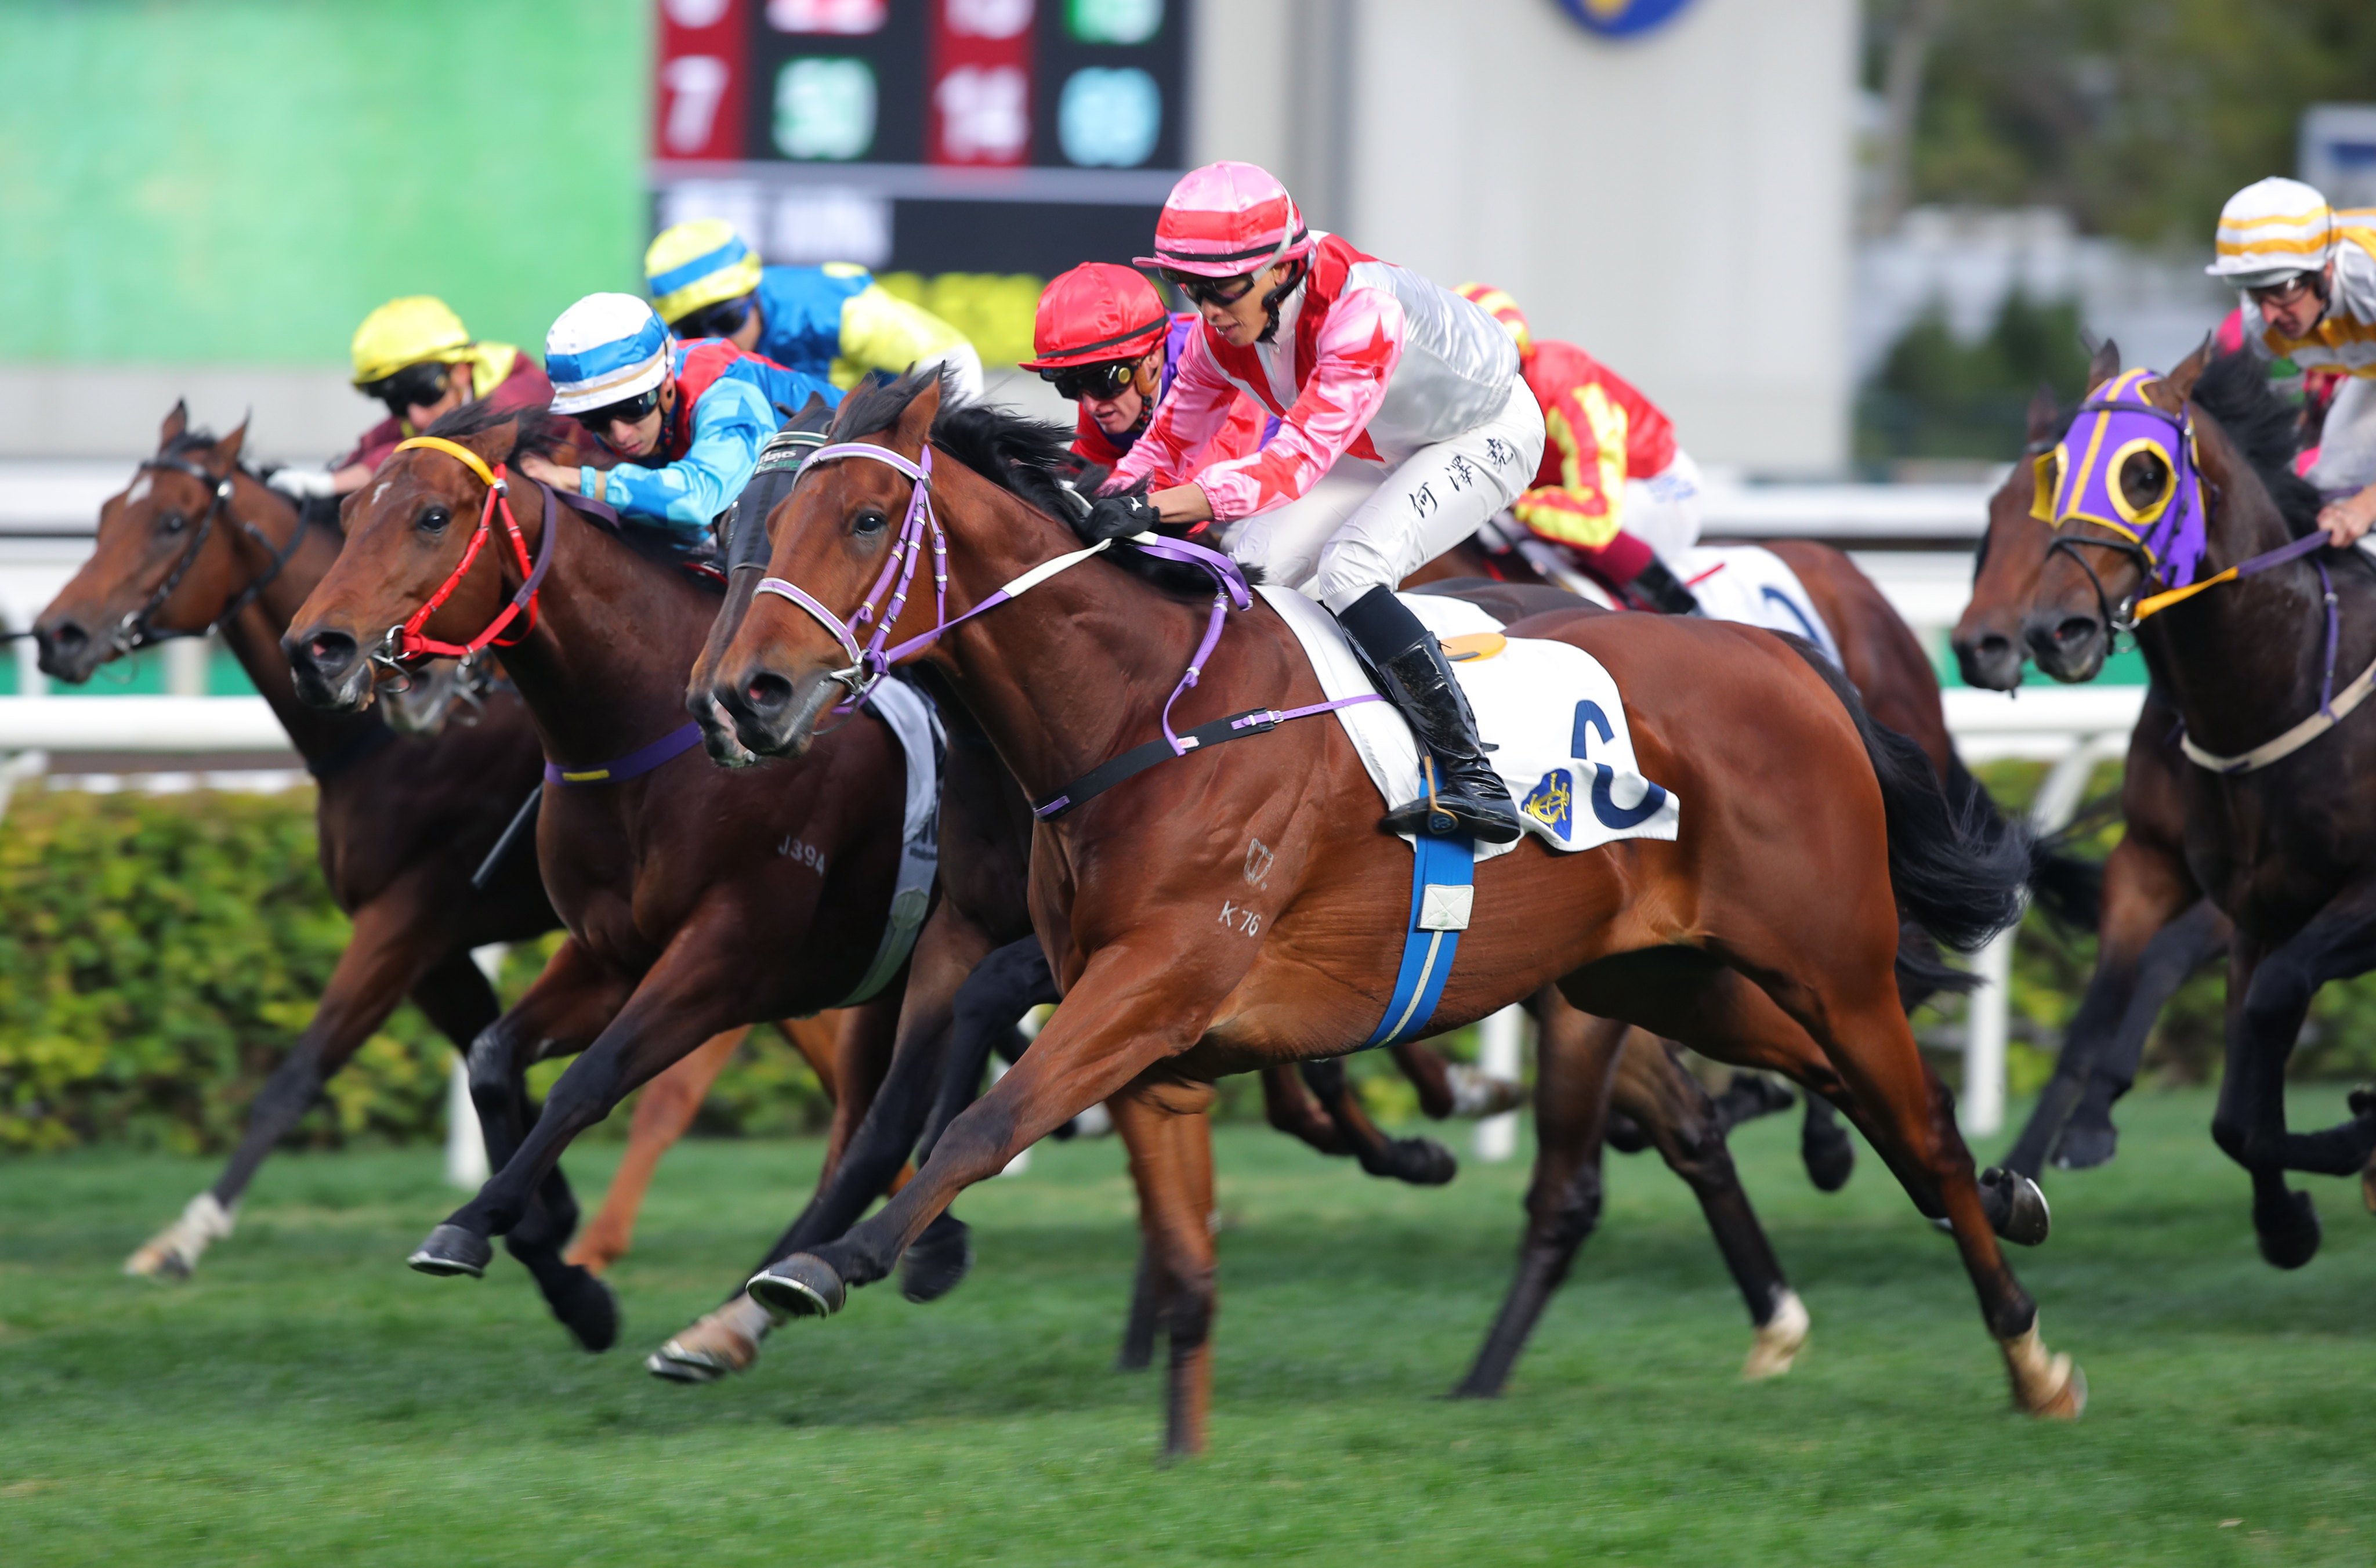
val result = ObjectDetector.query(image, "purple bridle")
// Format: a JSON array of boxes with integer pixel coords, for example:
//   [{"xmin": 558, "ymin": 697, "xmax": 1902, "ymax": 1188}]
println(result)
[{"xmin": 751, "ymin": 439, "xmax": 1377, "ymax": 801}]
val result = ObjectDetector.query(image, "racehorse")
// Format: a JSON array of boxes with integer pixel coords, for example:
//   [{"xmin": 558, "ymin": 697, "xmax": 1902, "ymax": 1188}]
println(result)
[
  {"xmin": 30, "ymin": 405, "xmax": 852, "ymax": 1283},
  {"xmin": 281, "ymin": 401, "xmax": 926, "ymax": 1349},
  {"xmin": 704, "ymin": 372, "xmax": 2080, "ymax": 1454},
  {"xmin": 1950, "ymin": 356, "xmax": 2233, "ymax": 1176},
  {"xmin": 2023, "ymin": 345, "xmax": 2376, "ymax": 1266}
]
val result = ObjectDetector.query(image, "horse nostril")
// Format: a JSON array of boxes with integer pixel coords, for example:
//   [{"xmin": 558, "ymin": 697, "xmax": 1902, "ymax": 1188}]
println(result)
[
  {"xmin": 742, "ymin": 671, "xmax": 794, "ymax": 715},
  {"xmin": 2053, "ymin": 617, "xmax": 2097, "ymax": 649},
  {"xmin": 42, "ymin": 620, "xmax": 86, "ymax": 654},
  {"xmin": 302, "ymin": 629, "xmax": 358, "ymax": 672}
]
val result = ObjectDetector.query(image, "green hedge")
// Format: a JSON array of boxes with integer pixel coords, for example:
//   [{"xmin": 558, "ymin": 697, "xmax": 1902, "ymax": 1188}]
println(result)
[{"xmin": 0, "ymin": 785, "xmax": 829, "ymax": 1154}]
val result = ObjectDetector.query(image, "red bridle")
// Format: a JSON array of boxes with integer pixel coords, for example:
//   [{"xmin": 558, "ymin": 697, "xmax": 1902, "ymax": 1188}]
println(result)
[{"xmin": 383, "ymin": 436, "xmax": 552, "ymax": 662}]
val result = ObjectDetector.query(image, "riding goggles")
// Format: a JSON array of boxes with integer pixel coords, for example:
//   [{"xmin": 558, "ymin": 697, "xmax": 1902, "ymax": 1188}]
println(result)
[
  {"xmin": 366, "ymin": 360, "xmax": 454, "ymax": 418},
  {"xmin": 1164, "ymin": 269, "xmax": 1258, "ymax": 308},
  {"xmin": 571, "ymin": 385, "xmax": 663, "ymax": 433},
  {"xmin": 1042, "ymin": 360, "xmax": 1138, "ymax": 401},
  {"xmin": 675, "ymin": 295, "xmax": 754, "ymax": 342}
]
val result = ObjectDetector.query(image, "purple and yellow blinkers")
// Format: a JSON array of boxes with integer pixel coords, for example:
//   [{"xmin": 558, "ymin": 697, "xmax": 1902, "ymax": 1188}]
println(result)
[{"xmin": 2031, "ymin": 367, "xmax": 2209, "ymax": 595}]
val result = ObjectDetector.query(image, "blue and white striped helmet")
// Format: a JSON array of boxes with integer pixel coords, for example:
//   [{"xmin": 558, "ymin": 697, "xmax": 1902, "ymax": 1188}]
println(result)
[{"xmin": 545, "ymin": 293, "xmax": 672, "ymax": 415}]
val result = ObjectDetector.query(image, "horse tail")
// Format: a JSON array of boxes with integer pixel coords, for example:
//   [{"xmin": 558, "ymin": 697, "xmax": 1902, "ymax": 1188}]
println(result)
[
  {"xmin": 1779, "ymin": 635, "xmax": 2030, "ymax": 954},
  {"xmin": 1941, "ymin": 753, "xmax": 2105, "ymax": 932}
]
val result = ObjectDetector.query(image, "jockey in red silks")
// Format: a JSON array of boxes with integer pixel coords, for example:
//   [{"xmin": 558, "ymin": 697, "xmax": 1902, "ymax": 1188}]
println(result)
[
  {"xmin": 1089, "ymin": 162, "xmax": 1546, "ymax": 843},
  {"xmin": 1021, "ymin": 262, "xmax": 1272, "ymax": 478},
  {"xmin": 1454, "ymin": 283, "xmax": 1705, "ymax": 615}
]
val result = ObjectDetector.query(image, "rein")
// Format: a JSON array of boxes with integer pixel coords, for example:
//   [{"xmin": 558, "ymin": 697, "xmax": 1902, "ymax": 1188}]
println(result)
[
  {"xmin": 372, "ymin": 436, "xmax": 557, "ymax": 674},
  {"xmin": 754, "ymin": 439, "xmax": 1377, "ymax": 816},
  {"xmin": 111, "ymin": 454, "xmax": 309, "ymax": 656}
]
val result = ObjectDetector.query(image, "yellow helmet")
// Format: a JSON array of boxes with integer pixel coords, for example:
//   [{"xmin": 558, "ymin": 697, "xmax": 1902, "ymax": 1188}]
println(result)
[
  {"xmin": 350, "ymin": 297, "xmax": 473, "ymax": 386},
  {"xmin": 646, "ymin": 219, "xmax": 765, "ymax": 327}
]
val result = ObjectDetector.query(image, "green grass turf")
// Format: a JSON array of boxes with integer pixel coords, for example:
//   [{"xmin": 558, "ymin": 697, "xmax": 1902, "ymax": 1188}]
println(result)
[{"xmin": 2, "ymin": 1088, "xmax": 2373, "ymax": 1566}]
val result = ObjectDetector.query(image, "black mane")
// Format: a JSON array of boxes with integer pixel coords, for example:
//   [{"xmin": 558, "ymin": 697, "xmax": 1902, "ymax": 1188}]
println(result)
[
  {"xmin": 828, "ymin": 368, "xmax": 1243, "ymax": 599},
  {"xmin": 2190, "ymin": 350, "xmax": 2323, "ymax": 539},
  {"xmin": 422, "ymin": 396, "xmax": 576, "ymax": 462}
]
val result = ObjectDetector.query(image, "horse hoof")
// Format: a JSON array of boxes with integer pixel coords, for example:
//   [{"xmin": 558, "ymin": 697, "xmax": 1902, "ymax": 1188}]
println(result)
[
  {"xmin": 1390, "ymin": 1136, "xmax": 1458, "ymax": 1187},
  {"xmin": 547, "ymin": 1266, "xmax": 620, "ymax": 1352},
  {"xmin": 2002, "ymin": 1323, "xmax": 2087, "ymax": 1421},
  {"xmin": 1980, "ymin": 1167, "xmax": 2051, "ymax": 1246},
  {"xmin": 408, "ymin": 1224, "xmax": 492, "ymax": 1278},
  {"xmin": 1741, "ymin": 1289, "xmax": 1809, "ymax": 1381},
  {"xmin": 1444, "ymin": 1063, "xmax": 1527, "ymax": 1119},
  {"xmin": 1802, "ymin": 1122, "xmax": 1856, "ymax": 1193},
  {"xmin": 900, "ymin": 1216, "xmax": 974, "ymax": 1304},
  {"xmin": 747, "ymin": 1253, "xmax": 846, "ymax": 1319},
  {"xmin": 123, "ymin": 1238, "xmax": 194, "ymax": 1281},
  {"xmin": 2254, "ymin": 1188, "xmax": 2321, "ymax": 1270},
  {"xmin": 647, "ymin": 1295, "xmax": 773, "ymax": 1383},
  {"xmin": 2050, "ymin": 1116, "xmax": 2119, "ymax": 1171}
]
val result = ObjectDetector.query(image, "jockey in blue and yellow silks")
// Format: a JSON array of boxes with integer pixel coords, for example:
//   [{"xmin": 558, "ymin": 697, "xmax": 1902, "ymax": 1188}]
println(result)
[
  {"xmin": 515, "ymin": 293, "xmax": 841, "ymax": 546},
  {"xmin": 644, "ymin": 220, "xmax": 985, "ymax": 404}
]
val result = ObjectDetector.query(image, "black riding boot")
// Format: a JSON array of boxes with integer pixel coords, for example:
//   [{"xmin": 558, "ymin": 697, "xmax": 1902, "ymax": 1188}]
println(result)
[
  {"xmin": 1335, "ymin": 586, "xmax": 1524, "ymax": 845},
  {"xmin": 1627, "ymin": 557, "xmax": 1702, "ymax": 615}
]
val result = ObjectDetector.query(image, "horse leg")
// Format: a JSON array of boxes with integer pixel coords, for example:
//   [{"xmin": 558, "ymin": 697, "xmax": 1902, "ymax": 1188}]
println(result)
[
  {"xmin": 1108, "ymin": 1077, "xmax": 1221, "ymax": 1458},
  {"xmin": 1615, "ymin": 1035, "xmax": 1808, "ymax": 1379},
  {"xmin": 1389, "ymin": 1041, "xmax": 1458, "ymax": 1119},
  {"xmin": 1117, "ymin": 1242, "xmax": 1161, "ymax": 1373},
  {"xmin": 1259, "ymin": 1064, "xmax": 1350, "ymax": 1156},
  {"xmin": 1452, "ymin": 1001, "xmax": 1627, "ymax": 1399},
  {"xmin": 1298, "ymin": 1058, "xmax": 1457, "ymax": 1185},
  {"xmin": 566, "ymin": 1027, "xmax": 747, "ymax": 1274},
  {"xmin": 2052, "ymin": 899, "xmax": 2228, "ymax": 1171},
  {"xmin": 1570, "ymin": 957, "xmax": 2082, "ymax": 1418},
  {"xmin": 126, "ymin": 889, "xmax": 458, "ymax": 1280},
  {"xmin": 2002, "ymin": 836, "xmax": 2200, "ymax": 1178},
  {"xmin": 1705, "ymin": 1070, "xmax": 1798, "ymax": 1133},
  {"xmin": 1798, "ymin": 1095, "xmax": 1856, "ymax": 1193}
]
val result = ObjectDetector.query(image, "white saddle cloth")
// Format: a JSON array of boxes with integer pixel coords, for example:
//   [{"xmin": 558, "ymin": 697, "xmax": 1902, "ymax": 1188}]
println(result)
[
  {"xmin": 1671, "ymin": 545, "xmax": 1842, "ymax": 667},
  {"xmin": 1258, "ymin": 584, "xmax": 1680, "ymax": 865}
]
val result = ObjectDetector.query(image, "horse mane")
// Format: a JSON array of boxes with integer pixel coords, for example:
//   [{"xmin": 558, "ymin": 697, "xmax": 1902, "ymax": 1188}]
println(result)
[
  {"xmin": 829, "ymin": 367, "xmax": 1243, "ymax": 599},
  {"xmin": 422, "ymin": 397, "xmax": 576, "ymax": 462},
  {"xmin": 2190, "ymin": 352, "xmax": 2323, "ymax": 539}
]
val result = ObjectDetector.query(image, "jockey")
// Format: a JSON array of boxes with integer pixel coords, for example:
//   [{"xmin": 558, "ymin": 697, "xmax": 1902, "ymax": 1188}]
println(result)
[
  {"xmin": 1455, "ymin": 283, "xmax": 1704, "ymax": 615},
  {"xmin": 513, "ymin": 293, "xmax": 840, "ymax": 546},
  {"xmin": 2208, "ymin": 178, "xmax": 2376, "ymax": 545},
  {"xmin": 267, "ymin": 296, "xmax": 550, "ymax": 502},
  {"xmin": 1090, "ymin": 162, "xmax": 1547, "ymax": 843},
  {"xmin": 644, "ymin": 219, "xmax": 984, "ymax": 404},
  {"xmin": 1019, "ymin": 262, "xmax": 1272, "ymax": 478}
]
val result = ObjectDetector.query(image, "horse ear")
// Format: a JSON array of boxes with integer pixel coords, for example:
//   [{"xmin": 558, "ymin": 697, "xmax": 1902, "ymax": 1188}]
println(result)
[
  {"xmin": 892, "ymin": 373, "xmax": 941, "ymax": 456},
  {"xmin": 449, "ymin": 417, "xmax": 521, "ymax": 467},
  {"xmin": 159, "ymin": 400, "xmax": 189, "ymax": 448},
  {"xmin": 2025, "ymin": 383, "xmax": 2060, "ymax": 444},
  {"xmin": 2084, "ymin": 338, "xmax": 2121, "ymax": 396},
  {"xmin": 215, "ymin": 418, "xmax": 249, "ymax": 469},
  {"xmin": 2164, "ymin": 335, "xmax": 2212, "ymax": 405}
]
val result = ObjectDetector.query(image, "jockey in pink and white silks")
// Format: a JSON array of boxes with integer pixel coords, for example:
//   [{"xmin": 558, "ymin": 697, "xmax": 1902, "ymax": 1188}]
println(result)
[{"xmin": 1087, "ymin": 162, "xmax": 1546, "ymax": 843}]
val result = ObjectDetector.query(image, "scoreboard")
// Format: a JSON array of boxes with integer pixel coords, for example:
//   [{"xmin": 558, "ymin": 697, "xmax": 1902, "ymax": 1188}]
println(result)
[{"xmin": 651, "ymin": 0, "xmax": 1192, "ymax": 277}]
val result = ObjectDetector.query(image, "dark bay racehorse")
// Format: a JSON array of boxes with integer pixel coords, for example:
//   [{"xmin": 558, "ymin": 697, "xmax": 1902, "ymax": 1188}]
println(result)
[
  {"xmin": 705, "ymin": 374, "xmax": 2079, "ymax": 1454},
  {"xmin": 1951, "ymin": 355, "xmax": 2233, "ymax": 1176},
  {"xmin": 2023, "ymin": 347, "xmax": 2376, "ymax": 1265},
  {"xmin": 34, "ymin": 407, "xmax": 850, "ymax": 1286},
  {"xmin": 282, "ymin": 403, "xmax": 922, "ymax": 1349}
]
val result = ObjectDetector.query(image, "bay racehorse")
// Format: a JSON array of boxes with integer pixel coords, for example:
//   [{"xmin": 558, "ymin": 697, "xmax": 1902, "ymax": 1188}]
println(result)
[
  {"xmin": 2023, "ymin": 346, "xmax": 2376, "ymax": 1266},
  {"xmin": 32, "ymin": 407, "xmax": 852, "ymax": 1283},
  {"xmin": 281, "ymin": 402, "xmax": 925, "ymax": 1349},
  {"xmin": 1950, "ymin": 353, "xmax": 2233, "ymax": 1176},
  {"xmin": 705, "ymin": 373, "xmax": 2080, "ymax": 1454}
]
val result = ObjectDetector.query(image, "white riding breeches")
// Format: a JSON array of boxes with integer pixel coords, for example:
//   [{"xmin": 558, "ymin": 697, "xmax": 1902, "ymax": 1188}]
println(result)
[
  {"xmin": 1215, "ymin": 378, "xmax": 1546, "ymax": 612},
  {"xmin": 1625, "ymin": 450, "xmax": 1706, "ymax": 566},
  {"xmin": 2309, "ymin": 375, "xmax": 2376, "ymax": 496}
]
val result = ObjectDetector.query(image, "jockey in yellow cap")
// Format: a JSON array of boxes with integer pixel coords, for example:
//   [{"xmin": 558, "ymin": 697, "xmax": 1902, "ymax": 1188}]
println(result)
[
  {"xmin": 644, "ymin": 220, "xmax": 984, "ymax": 403},
  {"xmin": 266, "ymin": 297, "xmax": 550, "ymax": 505}
]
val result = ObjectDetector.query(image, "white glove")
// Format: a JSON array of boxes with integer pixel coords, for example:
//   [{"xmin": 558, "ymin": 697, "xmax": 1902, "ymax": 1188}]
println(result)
[{"xmin": 266, "ymin": 467, "xmax": 339, "ymax": 501}]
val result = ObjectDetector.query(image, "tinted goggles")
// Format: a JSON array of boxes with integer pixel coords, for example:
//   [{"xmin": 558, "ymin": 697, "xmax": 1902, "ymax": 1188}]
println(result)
[
  {"xmin": 367, "ymin": 360, "xmax": 454, "ymax": 417},
  {"xmin": 675, "ymin": 295, "xmax": 754, "ymax": 341},
  {"xmin": 1164, "ymin": 269, "xmax": 1259, "ymax": 308},
  {"xmin": 571, "ymin": 385, "xmax": 663, "ymax": 433},
  {"xmin": 1041, "ymin": 360, "xmax": 1138, "ymax": 401}
]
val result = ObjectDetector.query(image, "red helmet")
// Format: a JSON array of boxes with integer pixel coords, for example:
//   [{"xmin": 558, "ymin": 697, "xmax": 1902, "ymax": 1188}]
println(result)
[
  {"xmin": 1019, "ymin": 263, "xmax": 1170, "ymax": 371},
  {"xmin": 1135, "ymin": 161, "xmax": 1313, "ymax": 280}
]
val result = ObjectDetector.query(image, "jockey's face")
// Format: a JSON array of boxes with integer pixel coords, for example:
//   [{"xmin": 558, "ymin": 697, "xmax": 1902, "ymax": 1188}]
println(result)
[
  {"xmin": 1081, "ymin": 347, "xmax": 1164, "ymax": 437},
  {"xmin": 605, "ymin": 379, "xmax": 676, "ymax": 458},
  {"xmin": 1198, "ymin": 263, "xmax": 1283, "ymax": 349},
  {"xmin": 401, "ymin": 365, "xmax": 469, "ymax": 433},
  {"xmin": 2255, "ymin": 261, "xmax": 2334, "ymax": 338}
]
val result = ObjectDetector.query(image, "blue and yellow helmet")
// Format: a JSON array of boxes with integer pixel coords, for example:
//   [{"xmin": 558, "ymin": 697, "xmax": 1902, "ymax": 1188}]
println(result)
[{"xmin": 646, "ymin": 219, "xmax": 765, "ymax": 328}]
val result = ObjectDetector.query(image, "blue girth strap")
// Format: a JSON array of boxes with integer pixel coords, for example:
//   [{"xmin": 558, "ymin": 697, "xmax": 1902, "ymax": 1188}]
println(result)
[
  {"xmin": 1361, "ymin": 832, "xmax": 1476, "ymax": 1049},
  {"xmin": 544, "ymin": 720, "xmax": 705, "ymax": 786}
]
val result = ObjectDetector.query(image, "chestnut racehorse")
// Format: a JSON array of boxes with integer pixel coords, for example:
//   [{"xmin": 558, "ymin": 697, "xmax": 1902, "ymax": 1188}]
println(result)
[
  {"xmin": 29, "ymin": 405, "xmax": 842, "ymax": 1284},
  {"xmin": 2022, "ymin": 347, "xmax": 2376, "ymax": 1266},
  {"xmin": 1949, "ymin": 353, "xmax": 2232, "ymax": 1177},
  {"xmin": 281, "ymin": 402, "xmax": 925, "ymax": 1350},
  {"xmin": 706, "ymin": 374, "xmax": 2080, "ymax": 1454}
]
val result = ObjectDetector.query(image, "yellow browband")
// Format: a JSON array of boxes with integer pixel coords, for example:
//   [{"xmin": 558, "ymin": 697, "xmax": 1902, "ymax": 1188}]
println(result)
[{"xmin": 392, "ymin": 435, "xmax": 503, "ymax": 490}]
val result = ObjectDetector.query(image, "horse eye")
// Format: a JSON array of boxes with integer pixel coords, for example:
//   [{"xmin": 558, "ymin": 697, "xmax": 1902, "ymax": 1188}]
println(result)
[
  {"xmin": 416, "ymin": 505, "xmax": 451, "ymax": 534},
  {"xmin": 159, "ymin": 511, "xmax": 188, "ymax": 535},
  {"xmin": 852, "ymin": 508, "xmax": 888, "ymax": 537}
]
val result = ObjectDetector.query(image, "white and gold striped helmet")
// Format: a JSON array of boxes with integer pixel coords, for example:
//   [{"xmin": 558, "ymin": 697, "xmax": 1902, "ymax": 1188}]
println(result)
[{"xmin": 2207, "ymin": 177, "xmax": 2334, "ymax": 288}]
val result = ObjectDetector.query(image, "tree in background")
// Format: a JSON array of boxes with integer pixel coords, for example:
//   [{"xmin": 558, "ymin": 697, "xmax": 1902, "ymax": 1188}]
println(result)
[{"xmin": 1857, "ymin": 292, "xmax": 2094, "ymax": 463}]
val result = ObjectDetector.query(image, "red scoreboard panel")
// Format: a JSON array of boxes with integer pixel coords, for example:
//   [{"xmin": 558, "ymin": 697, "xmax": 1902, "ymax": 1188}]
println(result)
[{"xmin": 652, "ymin": 0, "xmax": 1191, "ymax": 276}]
